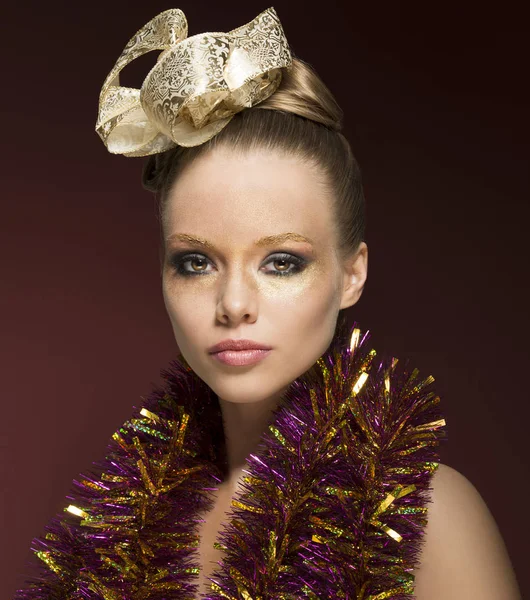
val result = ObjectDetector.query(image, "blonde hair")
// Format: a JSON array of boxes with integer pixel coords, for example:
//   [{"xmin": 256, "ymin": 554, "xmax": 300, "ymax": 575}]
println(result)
[{"xmin": 142, "ymin": 56, "xmax": 366, "ymax": 261}]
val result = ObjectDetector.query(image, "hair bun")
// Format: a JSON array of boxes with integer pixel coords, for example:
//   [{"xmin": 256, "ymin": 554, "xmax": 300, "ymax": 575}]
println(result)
[{"xmin": 257, "ymin": 56, "xmax": 343, "ymax": 132}]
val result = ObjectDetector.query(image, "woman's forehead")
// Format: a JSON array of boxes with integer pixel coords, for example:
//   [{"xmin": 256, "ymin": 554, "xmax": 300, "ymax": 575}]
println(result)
[{"xmin": 165, "ymin": 148, "xmax": 334, "ymax": 233}]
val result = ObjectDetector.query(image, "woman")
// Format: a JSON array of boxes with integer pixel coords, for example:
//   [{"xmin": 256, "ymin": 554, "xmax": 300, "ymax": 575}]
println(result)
[{"xmin": 15, "ymin": 7, "xmax": 520, "ymax": 599}]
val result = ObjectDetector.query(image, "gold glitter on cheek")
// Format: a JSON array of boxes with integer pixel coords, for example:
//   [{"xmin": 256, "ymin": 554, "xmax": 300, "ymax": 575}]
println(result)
[
  {"xmin": 259, "ymin": 257, "xmax": 335, "ymax": 302},
  {"xmin": 162, "ymin": 271, "xmax": 215, "ymax": 319}
]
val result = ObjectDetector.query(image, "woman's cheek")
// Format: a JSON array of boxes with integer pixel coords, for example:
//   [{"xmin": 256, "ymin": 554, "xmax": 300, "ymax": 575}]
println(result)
[{"xmin": 260, "ymin": 262, "xmax": 330, "ymax": 302}]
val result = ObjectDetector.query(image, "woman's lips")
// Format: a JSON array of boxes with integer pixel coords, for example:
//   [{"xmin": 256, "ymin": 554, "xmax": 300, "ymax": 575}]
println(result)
[{"xmin": 210, "ymin": 349, "xmax": 271, "ymax": 366}]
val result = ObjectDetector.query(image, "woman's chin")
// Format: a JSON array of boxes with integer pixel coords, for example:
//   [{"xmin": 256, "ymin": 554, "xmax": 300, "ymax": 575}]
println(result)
[{"xmin": 205, "ymin": 376, "xmax": 287, "ymax": 406}]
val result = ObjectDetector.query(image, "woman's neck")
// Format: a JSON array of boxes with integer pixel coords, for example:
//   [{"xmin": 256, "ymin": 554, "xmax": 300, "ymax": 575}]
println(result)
[{"xmin": 217, "ymin": 386, "xmax": 289, "ymax": 475}]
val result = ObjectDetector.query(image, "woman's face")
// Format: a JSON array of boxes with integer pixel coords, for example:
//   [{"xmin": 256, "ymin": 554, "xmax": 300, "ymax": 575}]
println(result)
[{"xmin": 162, "ymin": 146, "xmax": 367, "ymax": 404}]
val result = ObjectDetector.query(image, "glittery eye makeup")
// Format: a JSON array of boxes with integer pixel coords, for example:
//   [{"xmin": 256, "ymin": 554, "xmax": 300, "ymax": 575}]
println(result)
[{"xmin": 168, "ymin": 250, "xmax": 310, "ymax": 278}]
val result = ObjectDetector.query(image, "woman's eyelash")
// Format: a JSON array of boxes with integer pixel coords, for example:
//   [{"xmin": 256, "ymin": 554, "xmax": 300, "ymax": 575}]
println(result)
[{"xmin": 168, "ymin": 251, "xmax": 308, "ymax": 277}]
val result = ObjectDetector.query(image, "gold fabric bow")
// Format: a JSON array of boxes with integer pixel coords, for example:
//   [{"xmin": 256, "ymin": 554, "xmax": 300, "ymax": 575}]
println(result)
[{"xmin": 95, "ymin": 7, "xmax": 292, "ymax": 156}]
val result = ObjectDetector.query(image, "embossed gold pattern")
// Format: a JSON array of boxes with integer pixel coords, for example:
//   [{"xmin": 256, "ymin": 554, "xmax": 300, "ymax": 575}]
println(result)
[{"xmin": 95, "ymin": 7, "xmax": 292, "ymax": 156}]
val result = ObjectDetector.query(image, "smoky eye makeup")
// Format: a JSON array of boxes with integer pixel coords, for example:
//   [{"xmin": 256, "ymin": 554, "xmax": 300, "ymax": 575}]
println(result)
[{"xmin": 167, "ymin": 249, "xmax": 312, "ymax": 278}]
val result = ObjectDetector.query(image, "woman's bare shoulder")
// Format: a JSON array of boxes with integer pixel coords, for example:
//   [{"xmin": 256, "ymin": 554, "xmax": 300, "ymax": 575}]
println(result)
[{"xmin": 413, "ymin": 463, "xmax": 521, "ymax": 599}]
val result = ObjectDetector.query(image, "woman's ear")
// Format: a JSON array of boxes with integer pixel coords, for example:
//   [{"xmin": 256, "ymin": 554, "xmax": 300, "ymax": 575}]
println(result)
[{"xmin": 340, "ymin": 242, "xmax": 368, "ymax": 310}]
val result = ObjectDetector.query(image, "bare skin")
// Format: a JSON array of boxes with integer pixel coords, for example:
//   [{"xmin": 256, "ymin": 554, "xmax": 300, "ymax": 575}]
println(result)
[
  {"xmin": 413, "ymin": 463, "xmax": 521, "ymax": 598},
  {"xmin": 194, "ymin": 467, "xmax": 247, "ymax": 595},
  {"xmin": 160, "ymin": 146, "xmax": 520, "ymax": 598}
]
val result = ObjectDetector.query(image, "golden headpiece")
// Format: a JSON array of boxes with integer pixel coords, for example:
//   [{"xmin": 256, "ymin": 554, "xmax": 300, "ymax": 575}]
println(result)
[{"xmin": 95, "ymin": 7, "xmax": 292, "ymax": 156}]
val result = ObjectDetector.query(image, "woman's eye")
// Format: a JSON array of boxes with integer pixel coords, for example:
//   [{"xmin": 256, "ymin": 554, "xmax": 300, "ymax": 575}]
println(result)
[
  {"xmin": 262, "ymin": 253, "xmax": 307, "ymax": 276},
  {"xmin": 169, "ymin": 252, "xmax": 307, "ymax": 277},
  {"xmin": 170, "ymin": 253, "xmax": 213, "ymax": 276}
]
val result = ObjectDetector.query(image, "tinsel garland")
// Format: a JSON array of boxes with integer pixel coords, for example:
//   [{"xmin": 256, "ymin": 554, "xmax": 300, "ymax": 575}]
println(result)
[{"xmin": 15, "ymin": 321, "xmax": 447, "ymax": 599}]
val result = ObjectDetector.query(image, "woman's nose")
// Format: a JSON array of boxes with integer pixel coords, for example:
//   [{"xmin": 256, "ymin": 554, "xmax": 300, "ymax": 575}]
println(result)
[{"xmin": 215, "ymin": 269, "xmax": 259, "ymax": 325}]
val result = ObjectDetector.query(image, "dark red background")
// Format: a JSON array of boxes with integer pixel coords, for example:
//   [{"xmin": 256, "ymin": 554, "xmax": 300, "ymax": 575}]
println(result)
[{"xmin": 2, "ymin": 1, "xmax": 528, "ymax": 597}]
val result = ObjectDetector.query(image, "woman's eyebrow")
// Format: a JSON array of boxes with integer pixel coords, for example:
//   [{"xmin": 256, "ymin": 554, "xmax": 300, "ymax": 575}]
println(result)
[
  {"xmin": 166, "ymin": 232, "xmax": 314, "ymax": 248},
  {"xmin": 166, "ymin": 233, "xmax": 215, "ymax": 249}
]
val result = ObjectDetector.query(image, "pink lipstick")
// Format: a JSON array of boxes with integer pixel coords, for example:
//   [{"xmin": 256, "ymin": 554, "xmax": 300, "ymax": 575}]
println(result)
[
  {"xmin": 208, "ymin": 338, "xmax": 272, "ymax": 367},
  {"xmin": 211, "ymin": 348, "xmax": 271, "ymax": 366}
]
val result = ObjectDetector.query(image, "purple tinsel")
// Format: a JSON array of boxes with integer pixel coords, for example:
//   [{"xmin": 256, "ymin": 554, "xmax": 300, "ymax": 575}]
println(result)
[{"xmin": 14, "ymin": 320, "xmax": 447, "ymax": 599}]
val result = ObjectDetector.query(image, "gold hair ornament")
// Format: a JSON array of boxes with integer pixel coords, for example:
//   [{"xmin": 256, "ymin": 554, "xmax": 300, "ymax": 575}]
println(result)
[{"xmin": 95, "ymin": 7, "xmax": 292, "ymax": 156}]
